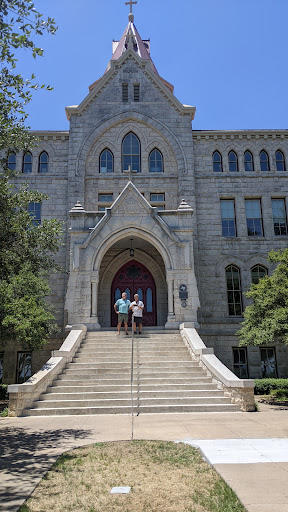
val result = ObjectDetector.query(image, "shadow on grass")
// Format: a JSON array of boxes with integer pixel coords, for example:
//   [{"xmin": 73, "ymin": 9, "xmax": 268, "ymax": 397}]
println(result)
[{"xmin": 0, "ymin": 427, "xmax": 92, "ymax": 511}]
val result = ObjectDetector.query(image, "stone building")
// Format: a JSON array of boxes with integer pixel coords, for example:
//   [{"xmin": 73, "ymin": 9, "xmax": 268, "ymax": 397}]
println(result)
[{"xmin": 1, "ymin": 10, "xmax": 288, "ymax": 384}]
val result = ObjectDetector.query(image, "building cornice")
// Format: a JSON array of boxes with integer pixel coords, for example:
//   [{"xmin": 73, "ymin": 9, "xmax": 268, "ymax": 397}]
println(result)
[
  {"xmin": 192, "ymin": 129, "xmax": 288, "ymax": 141},
  {"xmin": 29, "ymin": 131, "xmax": 69, "ymax": 141}
]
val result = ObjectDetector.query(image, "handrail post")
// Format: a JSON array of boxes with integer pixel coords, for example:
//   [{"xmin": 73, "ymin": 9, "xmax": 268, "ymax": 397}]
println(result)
[{"xmin": 131, "ymin": 313, "xmax": 135, "ymax": 440}]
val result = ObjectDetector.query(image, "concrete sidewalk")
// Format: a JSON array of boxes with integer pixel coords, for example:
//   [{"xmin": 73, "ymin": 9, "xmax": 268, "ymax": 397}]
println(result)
[{"xmin": 0, "ymin": 405, "xmax": 288, "ymax": 512}]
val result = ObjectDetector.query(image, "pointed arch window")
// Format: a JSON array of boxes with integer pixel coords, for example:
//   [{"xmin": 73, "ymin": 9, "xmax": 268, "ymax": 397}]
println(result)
[
  {"xmin": 122, "ymin": 132, "xmax": 141, "ymax": 173},
  {"xmin": 226, "ymin": 265, "xmax": 243, "ymax": 316},
  {"xmin": 260, "ymin": 150, "xmax": 270, "ymax": 172},
  {"xmin": 22, "ymin": 152, "xmax": 32, "ymax": 173},
  {"xmin": 149, "ymin": 149, "xmax": 163, "ymax": 173},
  {"xmin": 244, "ymin": 151, "xmax": 254, "ymax": 172},
  {"xmin": 275, "ymin": 150, "xmax": 286, "ymax": 172},
  {"xmin": 251, "ymin": 265, "xmax": 268, "ymax": 285},
  {"xmin": 213, "ymin": 151, "xmax": 222, "ymax": 172},
  {"xmin": 228, "ymin": 151, "xmax": 238, "ymax": 172},
  {"xmin": 100, "ymin": 149, "xmax": 114, "ymax": 173},
  {"xmin": 38, "ymin": 151, "xmax": 49, "ymax": 173},
  {"xmin": 8, "ymin": 152, "xmax": 16, "ymax": 171}
]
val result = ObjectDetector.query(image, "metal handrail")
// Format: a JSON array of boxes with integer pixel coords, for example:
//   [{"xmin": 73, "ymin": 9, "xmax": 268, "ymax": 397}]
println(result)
[{"xmin": 131, "ymin": 313, "xmax": 135, "ymax": 440}]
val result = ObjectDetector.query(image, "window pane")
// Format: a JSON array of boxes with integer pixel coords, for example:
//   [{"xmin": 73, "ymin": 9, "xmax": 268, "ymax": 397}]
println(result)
[
  {"xmin": 260, "ymin": 151, "xmax": 269, "ymax": 172},
  {"xmin": 229, "ymin": 152, "xmax": 238, "ymax": 172},
  {"xmin": 8, "ymin": 152, "xmax": 16, "ymax": 171},
  {"xmin": 272, "ymin": 199, "xmax": 287, "ymax": 235},
  {"xmin": 244, "ymin": 151, "xmax": 254, "ymax": 172},
  {"xmin": 251, "ymin": 265, "xmax": 267, "ymax": 284},
  {"xmin": 260, "ymin": 348, "xmax": 277, "ymax": 378},
  {"xmin": 149, "ymin": 149, "xmax": 163, "ymax": 173},
  {"xmin": 115, "ymin": 288, "xmax": 121, "ymax": 301},
  {"xmin": 100, "ymin": 149, "xmax": 113, "ymax": 173},
  {"xmin": 213, "ymin": 152, "xmax": 222, "ymax": 172},
  {"xmin": 276, "ymin": 151, "xmax": 285, "ymax": 172},
  {"xmin": 150, "ymin": 193, "xmax": 165, "ymax": 202},
  {"xmin": 226, "ymin": 266, "xmax": 243, "ymax": 316},
  {"xmin": 221, "ymin": 200, "xmax": 236, "ymax": 237},
  {"xmin": 245, "ymin": 199, "xmax": 263, "ymax": 236},
  {"xmin": 146, "ymin": 288, "xmax": 152, "ymax": 312},
  {"xmin": 28, "ymin": 202, "xmax": 41, "ymax": 226},
  {"xmin": 98, "ymin": 194, "xmax": 113, "ymax": 202},
  {"xmin": 23, "ymin": 152, "xmax": 32, "ymax": 173},
  {"xmin": 17, "ymin": 352, "xmax": 32, "ymax": 384},
  {"xmin": 39, "ymin": 152, "xmax": 48, "ymax": 173},
  {"xmin": 136, "ymin": 288, "xmax": 143, "ymax": 301},
  {"xmin": 233, "ymin": 348, "xmax": 248, "ymax": 378},
  {"xmin": 125, "ymin": 288, "xmax": 131, "ymax": 300}
]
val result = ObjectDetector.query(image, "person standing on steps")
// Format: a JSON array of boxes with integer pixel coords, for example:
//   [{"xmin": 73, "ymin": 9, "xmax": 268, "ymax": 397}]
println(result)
[
  {"xmin": 130, "ymin": 293, "xmax": 144, "ymax": 335},
  {"xmin": 114, "ymin": 291, "xmax": 131, "ymax": 336}
]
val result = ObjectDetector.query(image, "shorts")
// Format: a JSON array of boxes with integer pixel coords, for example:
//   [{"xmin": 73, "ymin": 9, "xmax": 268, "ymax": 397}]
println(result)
[
  {"xmin": 118, "ymin": 312, "xmax": 128, "ymax": 324},
  {"xmin": 134, "ymin": 316, "xmax": 143, "ymax": 326}
]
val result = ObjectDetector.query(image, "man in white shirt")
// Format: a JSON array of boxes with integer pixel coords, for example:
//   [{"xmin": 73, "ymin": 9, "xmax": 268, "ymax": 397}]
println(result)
[{"xmin": 130, "ymin": 293, "xmax": 144, "ymax": 335}]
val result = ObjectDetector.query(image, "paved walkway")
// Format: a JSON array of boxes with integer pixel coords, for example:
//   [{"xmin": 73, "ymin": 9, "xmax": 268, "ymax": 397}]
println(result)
[{"xmin": 0, "ymin": 404, "xmax": 288, "ymax": 512}]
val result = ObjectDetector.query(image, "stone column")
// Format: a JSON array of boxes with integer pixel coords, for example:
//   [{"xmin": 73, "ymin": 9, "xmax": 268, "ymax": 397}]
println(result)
[
  {"xmin": 90, "ymin": 272, "xmax": 100, "ymax": 330},
  {"xmin": 165, "ymin": 272, "xmax": 178, "ymax": 329}
]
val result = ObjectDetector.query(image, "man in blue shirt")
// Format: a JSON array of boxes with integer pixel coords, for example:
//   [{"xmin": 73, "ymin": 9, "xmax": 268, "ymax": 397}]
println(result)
[{"xmin": 114, "ymin": 291, "xmax": 131, "ymax": 335}]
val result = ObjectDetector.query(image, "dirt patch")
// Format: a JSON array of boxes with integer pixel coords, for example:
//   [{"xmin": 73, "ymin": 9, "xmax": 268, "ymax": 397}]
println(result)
[
  {"xmin": 20, "ymin": 441, "xmax": 247, "ymax": 512},
  {"xmin": 255, "ymin": 396, "xmax": 288, "ymax": 411}
]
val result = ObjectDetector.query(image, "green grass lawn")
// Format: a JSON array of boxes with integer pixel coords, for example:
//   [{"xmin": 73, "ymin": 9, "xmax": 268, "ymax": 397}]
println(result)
[{"xmin": 20, "ymin": 440, "xmax": 246, "ymax": 512}]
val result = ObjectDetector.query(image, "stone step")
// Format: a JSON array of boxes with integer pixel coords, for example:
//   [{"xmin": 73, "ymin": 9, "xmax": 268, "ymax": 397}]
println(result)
[
  {"xmin": 42, "ymin": 390, "xmax": 225, "ymax": 400},
  {"xmin": 76, "ymin": 348, "xmax": 189, "ymax": 356},
  {"xmin": 32, "ymin": 395, "xmax": 233, "ymax": 409},
  {"xmin": 24, "ymin": 403, "xmax": 240, "ymax": 416},
  {"xmin": 55, "ymin": 376, "xmax": 213, "ymax": 385},
  {"xmin": 67, "ymin": 361, "xmax": 197, "ymax": 369},
  {"xmin": 50, "ymin": 382, "xmax": 218, "ymax": 393},
  {"xmin": 63, "ymin": 368, "xmax": 205, "ymax": 377},
  {"xmin": 81, "ymin": 342, "xmax": 185, "ymax": 348}
]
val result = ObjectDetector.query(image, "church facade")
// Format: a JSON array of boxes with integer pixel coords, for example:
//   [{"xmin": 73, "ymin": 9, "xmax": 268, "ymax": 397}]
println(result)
[{"xmin": 2, "ymin": 12, "xmax": 288, "ymax": 384}]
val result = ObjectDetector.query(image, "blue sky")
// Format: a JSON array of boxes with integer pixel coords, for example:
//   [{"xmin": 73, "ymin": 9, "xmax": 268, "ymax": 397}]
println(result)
[{"xmin": 16, "ymin": 0, "xmax": 288, "ymax": 131}]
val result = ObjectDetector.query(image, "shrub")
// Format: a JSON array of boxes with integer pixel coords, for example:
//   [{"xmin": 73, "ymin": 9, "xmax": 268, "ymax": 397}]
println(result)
[
  {"xmin": 254, "ymin": 379, "xmax": 288, "ymax": 395},
  {"xmin": 270, "ymin": 388, "xmax": 288, "ymax": 399}
]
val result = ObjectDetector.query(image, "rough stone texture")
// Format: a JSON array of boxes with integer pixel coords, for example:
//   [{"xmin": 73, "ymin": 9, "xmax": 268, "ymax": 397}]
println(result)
[{"xmin": 1, "ymin": 25, "xmax": 288, "ymax": 382}]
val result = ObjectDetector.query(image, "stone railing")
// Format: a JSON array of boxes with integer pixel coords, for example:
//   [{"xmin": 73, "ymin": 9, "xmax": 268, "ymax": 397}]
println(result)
[
  {"xmin": 180, "ymin": 324, "xmax": 255, "ymax": 412},
  {"xmin": 8, "ymin": 325, "xmax": 87, "ymax": 417}
]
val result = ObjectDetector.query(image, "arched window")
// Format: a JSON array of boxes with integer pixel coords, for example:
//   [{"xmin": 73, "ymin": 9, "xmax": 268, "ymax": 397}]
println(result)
[
  {"xmin": 146, "ymin": 288, "xmax": 153, "ymax": 313},
  {"xmin": 251, "ymin": 265, "xmax": 268, "ymax": 285},
  {"xmin": 275, "ymin": 150, "xmax": 286, "ymax": 172},
  {"xmin": 122, "ymin": 132, "xmax": 141, "ymax": 173},
  {"xmin": 213, "ymin": 151, "xmax": 222, "ymax": 172},
  {"xmin": 22, "ymin": 152, "xmax": 32, "ymax": 173},
  {"xmin": 244, "ymin": 151, "xmax": 254, "ymax": 172},
  {"xmin": 38, "ymin": 151, "xmax": 49, "ymax": 173},
  {"xmin": 225, "ymin": 265, "xmax": 243, "ymax": 316},
  {"xmin": 8, "ymin": 152, "xmax": 16, "ymax": 171},
  {"xmin": 228, "ymin": 151, "xmax": 238, "ymax": 172},
  {"xmin": 260, "ymin": 150, "xmax": 270, "ymax": 172},
  {"xmin": 99, "ymin": 149, "xmax": 114, "ymax": 173},
  {"xmin": 149, "ymin": 149, "xmax": 163, "ymax": 173}
]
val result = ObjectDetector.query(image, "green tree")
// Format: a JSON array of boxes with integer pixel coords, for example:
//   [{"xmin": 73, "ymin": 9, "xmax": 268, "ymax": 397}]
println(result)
[
  {"xmin": 0, "ymin": 0, "xmax": 57, "ymax": 153},
  {"xmin": 237, "ymin": 249, "xmax": 288, "ymax": 347},
  {"xmin": 0, "ymin": 177, "xmax": 63, "ymax": 350}
]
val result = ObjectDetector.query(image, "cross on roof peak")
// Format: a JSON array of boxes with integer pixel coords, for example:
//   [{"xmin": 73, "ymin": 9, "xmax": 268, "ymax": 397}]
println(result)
[{"xmin": 125, "ymin": 0, "xmax": 137, "ymax": 21}]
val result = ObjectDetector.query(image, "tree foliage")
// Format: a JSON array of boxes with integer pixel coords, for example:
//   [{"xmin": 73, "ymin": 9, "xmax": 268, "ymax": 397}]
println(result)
[
  {"xmin": 0, "ymin": 177, "xmax": 63, "ymax": 350},
  {"xmin": 238, "ymin": 249, "xmax": 288, "ymax": 347},
  {"xmin": 0, "ymin": 0, "xmax": 57, "ymax": 152}
]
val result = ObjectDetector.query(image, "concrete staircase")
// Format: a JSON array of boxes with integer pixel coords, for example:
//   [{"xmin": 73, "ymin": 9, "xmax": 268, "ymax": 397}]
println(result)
[{"xmin": 24, "ymin": 331, "xmax": 240, "ymax": 416}]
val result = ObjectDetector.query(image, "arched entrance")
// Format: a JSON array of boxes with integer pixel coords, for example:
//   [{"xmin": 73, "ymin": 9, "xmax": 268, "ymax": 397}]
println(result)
[{"xmin": 111, "ymin": 260, "xmax": 157, "ymax": 326}]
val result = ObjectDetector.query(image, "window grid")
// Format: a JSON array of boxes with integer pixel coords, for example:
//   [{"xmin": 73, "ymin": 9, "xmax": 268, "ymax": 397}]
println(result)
[
  {"xmin": 134, "ymin": 83, "xmax": 140, "ymax": 102},
  {"xmin": 23, "ymin": 152, "xmax": 32, "ymax": 173},
  {"xmin": 251, "ymin": 265, "xmax": 268, "ymax": 285},
  {"xmin": 233, "ymin": 347, "xmax": 248, "ymax": 378},
  {"xmin": 220, "ymin": 199, "xmax": 236, "ymax": 237},
  {"xmin": 272, "ymin": 198, "xmax": 287, "ymax": 235},
  {"xmin": 150, "ymin": 193, "xmax": 165, "ymax": 202},
  {"xmin": 276, "ymin": 150, "xmax": 286, "ymax": 172},
  {"xmin": 98, "ymin": 193, "xmax": 113, "ymax": 211},
  {"xmin": 244, "ymin": 151, "xmax": 254, "ymax": 172},
  {"xmin": 38, "ymin": 151, "xmax": 48, "ymax": 173},
  {"xmin": 28, "ymin": 202, "xmax": 41, "ymax": 226},
  {"xmin": 100, "ymin": 149, "xmax": 114, "ymax": 173},
  {"xmin": 8, "ymin": 152, "xmax": 16, "ymax": 171},
  {"xmin": 122, "ymin": 132, "xmax": 141, "ymax": 173},
  {"xmin": 226, "ymin": 265, "xmax": 243, "ymax": 316},
  {"xmin": 228, "ymin": 151, "xmax": 238, "ymax": 172},
  {"xmin": 213, "ymin": 151, "xmax": 222, "ymax": 172},
  {"xmin": 260, "ymin": 150, "xmax": 270, "ymax": 172},
  {"xmin": 260, "ymin": 347, "xmax": 277, "ymax": 378},
  {"xmin": 122, "ymin": 83, "xmax": 128, "ymax": 102},
  {"xmin": 245, "ymin": 199, "xmax": 263, "ymax": 236},
  {"xmin": 149, "ymin": 149, "xmax": 163, "ymax": 173},
  {"xmin": 16, "ymin": 352, "xmax": 32, "ymax": 384}
]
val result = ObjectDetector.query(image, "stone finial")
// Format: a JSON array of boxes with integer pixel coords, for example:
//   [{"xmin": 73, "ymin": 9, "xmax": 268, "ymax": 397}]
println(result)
[
  {"xmin": 128, "ymin": 12, "xmax": 134, "ymax": 22},
  {"xmin": 177, "ymin": 199, "xmax": 192, "ymax": 210},
  {"xmin": 70, "ymin": 201, "xmax": 85, "ymax": 212}
]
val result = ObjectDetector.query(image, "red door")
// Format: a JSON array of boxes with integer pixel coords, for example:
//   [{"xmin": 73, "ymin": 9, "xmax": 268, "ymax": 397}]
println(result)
[{"xmin": 111, "ymin": 260, "xmax": 157, "ymax": 326}]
